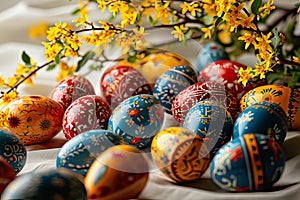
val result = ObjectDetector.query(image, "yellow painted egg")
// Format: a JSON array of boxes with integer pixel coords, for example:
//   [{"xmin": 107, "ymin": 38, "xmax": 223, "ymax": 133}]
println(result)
[
  {"xmin": 240, "ymin": 84, "xmax": 300, "ymax": 130},
  {"xmin": 2, "ymin": 95, "xmax": 64, "ymax": 145},
  {"xmin": 151, "ymin": 127, "xmax": 211, "ymax": 182},
  {"xmin": 119, "ymin": 49, "xmax": 191, "ymax": 87},
  {"xmin": 84, "ymin": 145, "xmax": 149, "ymax": 200}
]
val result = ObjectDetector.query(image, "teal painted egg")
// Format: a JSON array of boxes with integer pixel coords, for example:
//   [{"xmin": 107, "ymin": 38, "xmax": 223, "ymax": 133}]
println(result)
[
  {"xmin": 233, "ymin": 102, "xmax": 288, "ymax": 144},
  {"xmin": 2, "ymin": 169, "xmax": 86, "ymax": 200},
  {"xmin": 211, "ymin": 134, "xmax": 285, "ymax": 192},
  {"xmin": 183, "ymin": 100, "xmax": 233, "ymax": 157},
  {"xmin": 0, "ymin": 129, "xmax": 26, "ymax": 174},
  {"xmin": 56, "ymin": 129, "xmax": 122, "ymax": 176},
  {"xmin": 153, "ymin": 65, "xmax": 197, "ymax": 114},
  {"xmin": 196, "ymin": 41, "xmax": 229, "ymax": 72},
  {"xmin": 108, "ymin": 94, "xmax": 164, "ymax": 149}
]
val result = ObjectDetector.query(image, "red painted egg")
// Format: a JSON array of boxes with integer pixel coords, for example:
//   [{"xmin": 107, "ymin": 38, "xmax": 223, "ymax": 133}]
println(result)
[
  {"xmin": 50, "ymin": 75, "xmax": 95, "ymax": 111},
  {"xmin": 100, "ymin": 65, "xmax": 152, "ymax": 109},
  {"xmin": 62, "ymin": 95, "xmax": 111, "ymax": 140},
  {"xmin": 3, "ymin": 95, "xmax": 64, "ymax": 145},
  {"xmin": 171, "ymin": 81, "xmax": 238, "ymax": 124},
  {"xmin": 0, "ymin": 156, "xmax": 15, "ymax": 194},
  {"xmin": 198, "ymin": 60, "xmax": 266, "ymax": 99}
]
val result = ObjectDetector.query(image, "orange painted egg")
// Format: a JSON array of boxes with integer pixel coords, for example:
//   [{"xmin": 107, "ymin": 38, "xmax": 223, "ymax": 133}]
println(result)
[
  {"xmin": 151, "ymin": 127, "xmax": 210, "ymax": 182},
  {"xmin": 3, "ymin": 95, "xmax": 64, "ymax": 145},
  {"xmin": 119, "ymin": 49, "xmax": 191, "ymax": 86},
  {"xmin": 240, "ymin": 84, "xmax": 300, "ymax": 130},
  {"xmin": 84, "ymin": 145, "xmax": 149, "ymax": 200}
]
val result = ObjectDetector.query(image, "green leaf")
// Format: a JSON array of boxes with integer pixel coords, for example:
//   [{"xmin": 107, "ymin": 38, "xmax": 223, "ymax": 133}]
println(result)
[
  {"xmin": 71, "ymin": 8, "xmax": 81, "ymax": 15},
  {"xmin": 55, "ymin": 53, "xmax": 60, "ymax": 64},
  {"xmin": 46, "ymin": 63, "xmax": 57, "ymax": 71},
  {"xmin": 271, "ymin": 28, "xmax": 280, "ymax": 49},
  {"xmin": 214, "ymin": 17, "xmax": 223, "ymax": 27},
  {"xmin": 295, "ymin": 3, "xmax": 300, "ymax": 7},
  {"xmin": 76, "ymin": 51, "xmax": 96, "ymax": 72},
  {"xmin": 203, "ymin": 16, "xmax": 214, "ymax": 26},
  {"xmin": 22, "ymin": 51, "xmax": 31, "ymax": 65},
  {"xmin": 127, "ymin": 55, "xmax": 137, "ymax": 63},
  {"xmin": 251, "ymin": 0, "xmax": 262, "ymax": 14},
  {"xmin": 294, "ymin": 48, "xmax": 300, "ymax": 57}
]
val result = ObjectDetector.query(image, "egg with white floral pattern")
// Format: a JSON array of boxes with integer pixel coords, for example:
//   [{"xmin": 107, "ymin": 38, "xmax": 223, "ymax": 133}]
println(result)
[
  {"xmin": 50, "ymin": 75, "xmax": 95, "ymax": 111},
  {"xmin": 108, "ymin": 94, "xmax": 164, "ymax": 149},
  {"xmin": 62, "ymin": 95, "xmax": 111, "ymax": 140},
  {"xmin": 2, "ymin": 95, "xmax": 64, "ymax": 145},
  {"xmin": 153, "ymin": 65, "xmax": 197, "ymax": 114},
  {"xmin": 56, "ymin": 129, "xmax": 122, "ymax": 176},
  {"xmin": 233, "ymin": 102, "xmax": 288, "ymax": 144}
]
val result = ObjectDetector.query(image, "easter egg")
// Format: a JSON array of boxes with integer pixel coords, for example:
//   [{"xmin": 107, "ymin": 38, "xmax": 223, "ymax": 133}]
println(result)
[
  {"xmin": 100, "ymin": 65, "xmax": 152, "ymax": 109},
  {"xmin": 2, "ymin": 95, "xmax": 64, "ymax": 145},
  {"xmin": 240, "ymin": 84, "xmax": 300, "ymax": 130},
  {"xmin": 183, "ymin": 100, "xmax": 233, "ymax": 157},
  {"xmin": 196, "ymin": 41, "xmax": 229, "ymax": 72},
  {"xmin": 56, "ymin": 129, "xmax": 122, "ymax": 176},
  {"xmin": 0, "ymin": 156, "xmax": 16, "ymax": 194},
  {"xmin": 84, "ymin": 145, "xmax": 149, "ymax": 200},
  {"xmin": 172, "ymin": 81, "xmax": 238, "ymax": 124},
  {"xmin": 2, "ymin": 169, "xmax": 86, "ymax": 199},
  {"xmin": 108, "ymin": 94, "xmax": 164, "ymax": 149},
  {"xmin": 151, "ymin": 127, "xmax": 210, "ymax": 182},
  {"xmin": 210, "ymin": 134, "xmax": 285, "ymax": 192},
  {"xmin": 153, "ymin": 65, "xmax": 197, "ymax": 114},
  {"xmin": 119, "ymin": 49, "xmax": 190, "ymax": 86},
  {"xmin": 234, "ymin": 102, "xmax": 288, "ymax": 144},
  {"xmin": 198, "ymin": 60, "xmax": 266, "ymax": 99},
  {"xmin": 50, "ymin": 75, "xmax": 95, "ymax": 111},
  {"xmin": 62, "ymin": 95, "xmax": 111, "ymax": 140},
  {"xmin": 0, "ymin": 129, "xmax": 26, "ymax": 174}
]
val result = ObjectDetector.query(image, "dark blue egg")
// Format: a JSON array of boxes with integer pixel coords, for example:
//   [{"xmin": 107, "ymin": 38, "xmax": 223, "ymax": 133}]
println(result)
[
  {"xmin": 210, "ymin": 134, "xmax": 285, "ymax": 192},
  {"xmin": 153, "ymin": 65, "xmax": 197, "ymax": 114},
  {"xmin": 0, "ymin": 129, "xmax": 26, "ymax": 174},
  {"xmin": 233, "ymin": 102, "xmax": 288, "ymax": 144},
  {"xmin": 108, "ymin": 94, "xmax": 164, "ymax": 149},
  {"xmin": 196, "ymin": 41, "xmax": 229, "ymax": 72},
  {"xmin": 56, "ymin": 129, "xmax": 122, "ymax": 176},
  {"xmin": 183, "ymin": 100, "xmax": 233, "ymax": 157},
  {"xmin": 2, "ymin": 169, "xmax": 86, "ymax": 199}
]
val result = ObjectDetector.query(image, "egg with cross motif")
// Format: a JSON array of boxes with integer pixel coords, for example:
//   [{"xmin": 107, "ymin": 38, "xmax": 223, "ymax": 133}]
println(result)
[
  {"xmin": 210, "ymin": 134, "xmax": 285, "ymax": 192},
  {"xmin": 108, "ymin": 94, "xmax": 164, "ymax": 150},
  {"xmin": 2, "ymin": 95, "xmax": 64, "ymax": 145}
]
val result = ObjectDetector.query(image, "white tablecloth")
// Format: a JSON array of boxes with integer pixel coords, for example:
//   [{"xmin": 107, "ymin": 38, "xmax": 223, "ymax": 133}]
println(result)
[{"xmin": 1, "ymin": 1, "xmax": 300, "ymax": 199}]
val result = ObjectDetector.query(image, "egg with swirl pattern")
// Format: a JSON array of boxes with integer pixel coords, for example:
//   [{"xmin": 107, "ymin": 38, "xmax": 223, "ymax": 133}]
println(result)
[{"xmin": 56, "ymin": 129, "xmax": 122, "ymax": 176}]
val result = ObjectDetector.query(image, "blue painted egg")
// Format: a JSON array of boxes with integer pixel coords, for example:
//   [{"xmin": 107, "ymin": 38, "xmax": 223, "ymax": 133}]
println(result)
[
  {"xmin": 153, "ymin": 65, "xmax": 197, "ymax": 114},
  {"xmin": 108, "ymin": 94, "xmax": 164, "ymax": 149},
  {"xmin": 183, "ymin": 100, "xmax": 233, "ymax": 157},
  {"xmin": 2, "ymin": 169, "xmax": 87, "ymax": 199},
  {"xmin": 196, "ymin": 41, "xmax": 229, "ymax": 72},
  {"xmin": 233, "ymin": 102, "xmax": 288, "ymax": 144},
  {"xmin": 211, "ymin": 134, "xmax": 285, "ymax": 192},
  {"xmin": 0, "ymin": 129, "xmax": 26, "ymax": 174},
  {"xmin": 56, "ymin": 129, "xmax": 122, "ymax": 176}
]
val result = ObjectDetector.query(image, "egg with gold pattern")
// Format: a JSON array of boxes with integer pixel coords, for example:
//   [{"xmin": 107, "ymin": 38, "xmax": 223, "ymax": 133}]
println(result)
[
  {"xmin": 240, "ymin": 84, "xmax": 300, "ymax": 130},
  {"xmin": 84, "ymin": 145, "xmax": 149, "ymax": 200},
  {"xmin": 151, "ymin": 127, "xmax": 210, "ymax": 182},
  {"xmin": 2, "ymin": 95, "xmax": 64, "ymax": 145}
]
